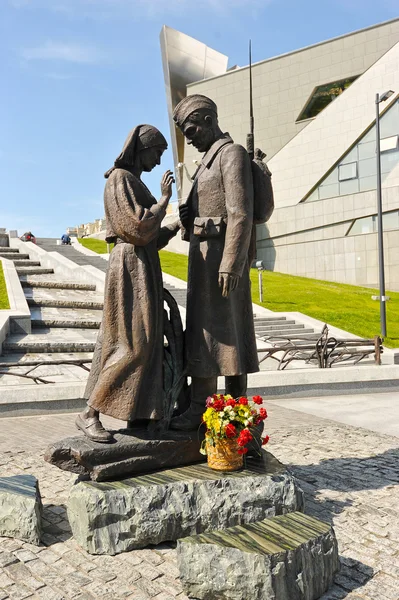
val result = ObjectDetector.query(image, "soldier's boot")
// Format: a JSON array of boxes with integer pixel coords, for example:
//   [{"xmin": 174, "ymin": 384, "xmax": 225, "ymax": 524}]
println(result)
[
  {"xmin": 225, "ymin": 374, "xmax": 248, "ymax": 399},
  {"xmin": 169, "ymin": 376, "xmax": 217, "ymax": 431}
]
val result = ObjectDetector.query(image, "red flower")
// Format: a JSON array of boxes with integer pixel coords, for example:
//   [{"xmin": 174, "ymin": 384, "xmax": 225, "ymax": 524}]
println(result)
[
  {"xmin": 237, "ymin": 447, "xmax": 248, "ymax": 455},
  {"xmin": 212, "ymin": 400, "xmax": 225, "ymax": 411},
  {"xmin": 225, "ymin": 424, "xmax": 237, "ymax": 438},
  {"xmin": 226, "ymin": 399, "xmax": 236, "ymax": 407},
  {"xmin": 253, "ymin": 395, "xmax": 263, "ymax": 405},
  {"xmin": 259, "ymin": 408, "xmax": 268, "ymax": 420},
  {"xmin": 237, "ymin": 429, "xmax": 253, "ymax": 446},
  {"xmin": 238, "ymin": 397, "xmax": 248, "ymax": 405},
  {"xmin": 262, "ymin": 435, "xmax": 270, "ymax": 445}
]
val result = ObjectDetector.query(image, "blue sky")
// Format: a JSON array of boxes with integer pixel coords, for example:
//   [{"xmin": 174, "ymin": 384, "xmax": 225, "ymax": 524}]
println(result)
[{"xmin": 1, "ymin": 0, "xmax": 398, "ymax": 237}]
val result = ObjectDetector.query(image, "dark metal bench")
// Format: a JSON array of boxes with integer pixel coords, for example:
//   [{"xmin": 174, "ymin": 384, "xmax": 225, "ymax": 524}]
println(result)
[{"xmin": 257, "ymin": 324, "xmax": 383, "ymax": 369}]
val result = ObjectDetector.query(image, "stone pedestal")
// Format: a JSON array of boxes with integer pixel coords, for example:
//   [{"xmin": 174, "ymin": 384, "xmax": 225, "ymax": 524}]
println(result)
[
  {"xmin": 44, "ymin": 428, "xmax": 205, "ymax": 481},
  {"xmin": 68, "ymin": 451, "xmax": 304, "ymax": 555},
  {"xmin": 177, "ymin": 512, "xmax": 339, "ymax": 600},
  {"xmin": 0, "ymin": 475, "xmax": 42, "ymax": 545}
]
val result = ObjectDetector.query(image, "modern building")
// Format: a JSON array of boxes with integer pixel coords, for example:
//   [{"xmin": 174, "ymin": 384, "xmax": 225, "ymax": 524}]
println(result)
[{"xmin": 161, "ymin": 20, "xmax": 399, "ymax": 291}]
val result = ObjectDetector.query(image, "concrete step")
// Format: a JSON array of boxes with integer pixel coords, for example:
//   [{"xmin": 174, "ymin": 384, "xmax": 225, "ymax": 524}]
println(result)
[
  {"xmin": 21, "ymin": 279, "xmax": 97, "ymax": 291},
  {"xmin": 259, "ymin": 328, "xmax": 316, "ymax": 339},
  {"xmin": 254, "ymin": 319, "xmax": 296, "ymax": 329},
  {"xmin": 0, "ymin": 383, "xmax": 87, "ymax": 417},
  {"xmin": 31, "ymin": 319, "xmax": 101, "ymax": 330},
  {"xmin": 0, "ymin": 253, "xmax": 29, "ymax": 260},
  {"xmin": 255, "ymin": 324, "xmax": 306, "ymax": 334},
  {"xmin": 0, "ymin": 248, "xmax": 19, "ymax": 253},
  {"xmin": 14, "ymin": 260, "xmax": 41, "ymax": 267},
  {"xmin": 0, "ymin": 351, "xmax": 94, "ymax": 365},
  {"xmin": 24, "ymin": 287, "xmax": 103, "ymax": 302},
  {"xmin": 3, "ymin": 329, "xmax": 98, "ymax": 354},
  {"xmin": 30, "ymin": 306, "xmax": 102, "ymax": 324},
  {"xmin": 26, "ymin": 298, "xmax": 104, "ymax": 310},
  {"xmin": 254, "ymin": 316, "xmax": 287, "ymax": 322},
  {"xmin": 16, "ymin": 267, "xmax": 54, "ymax": 275}
]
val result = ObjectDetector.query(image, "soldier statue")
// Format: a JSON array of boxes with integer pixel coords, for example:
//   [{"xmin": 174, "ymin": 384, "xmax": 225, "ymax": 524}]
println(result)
[{"xmin": 170, "ymin": 94, "xmax": 259, "ymax": 431}]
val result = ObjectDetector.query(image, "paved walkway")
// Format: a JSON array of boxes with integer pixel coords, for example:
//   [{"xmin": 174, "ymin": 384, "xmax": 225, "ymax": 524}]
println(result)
[{"xmin": 0, "ymin": 402, "xmax": 398, "ymax": 599}]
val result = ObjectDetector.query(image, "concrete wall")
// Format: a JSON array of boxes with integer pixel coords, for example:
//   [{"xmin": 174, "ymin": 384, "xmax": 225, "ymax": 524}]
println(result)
[{"xmin": 256, "ymin": 185, "xmax": 399, "ymax": 291}]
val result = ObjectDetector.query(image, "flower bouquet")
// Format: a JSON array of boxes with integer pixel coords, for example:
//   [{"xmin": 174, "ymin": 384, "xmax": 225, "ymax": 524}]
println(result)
[{"xmin": 200, "ymin": 394, "xmax": 269, "ymax": 471}]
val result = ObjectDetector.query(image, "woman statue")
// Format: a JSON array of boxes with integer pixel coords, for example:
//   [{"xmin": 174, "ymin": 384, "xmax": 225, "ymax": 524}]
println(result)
[{"xmin": 76, "ymin": 125, "xmax": 177, "ymax": 442}]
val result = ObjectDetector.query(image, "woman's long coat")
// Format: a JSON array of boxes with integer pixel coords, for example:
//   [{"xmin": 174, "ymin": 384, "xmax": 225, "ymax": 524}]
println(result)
[
  {"xmin": 84, "ymin": 168, "xmax": 176, "ymax": 421},
  {"xmin": 184, "ymin": 134, "xmax": 259, "ymax": 378}
]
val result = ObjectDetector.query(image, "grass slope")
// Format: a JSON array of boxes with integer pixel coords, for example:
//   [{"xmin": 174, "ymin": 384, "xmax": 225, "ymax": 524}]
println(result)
[
  {"xmin": 159, "ymin": 250, "xmax": 399, "ymax": 349},
  {"xmin": 0, "ymin": 262, "xmax": 10, "ymax": 309},
  {"xmin": 78, "ymin": 238, "xmax": 112, "ymax": 254}
]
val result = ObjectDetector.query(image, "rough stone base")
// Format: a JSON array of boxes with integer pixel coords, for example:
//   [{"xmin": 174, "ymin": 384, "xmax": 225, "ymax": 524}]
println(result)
[
  {"xmin": 177, "ymin": 512, "xmax": 339, "ymax": 600},
  {"xmin": 44, "ymin": 428, "xmax": 205, "ymax": 481},
  {"xmin": 0, "ymin": 475, "xmax": 42, "ymax": 545},
  {"xmin": 67, "ymin": 451, "xmax": 304, "ymax": 555}
]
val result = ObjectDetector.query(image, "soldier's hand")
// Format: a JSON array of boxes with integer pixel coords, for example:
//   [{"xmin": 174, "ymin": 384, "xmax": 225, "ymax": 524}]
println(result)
[
  {"xmin": 179, "ymin": 203, "xmax": 190, "ymax": 229},
  {"xmin": 218, "ymin": 273, "xmax": 240, "ymax": 298}
]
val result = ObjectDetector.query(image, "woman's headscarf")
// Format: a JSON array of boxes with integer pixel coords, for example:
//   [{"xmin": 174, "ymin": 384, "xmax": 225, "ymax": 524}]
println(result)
[{"xmin": 105, "ymin": 124, "xmax": 167, "ymax": 178}]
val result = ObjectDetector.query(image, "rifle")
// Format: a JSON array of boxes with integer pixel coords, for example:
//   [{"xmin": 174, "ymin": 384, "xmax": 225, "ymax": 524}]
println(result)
[{"xmin": 246, "ymin": 40, "xmax": 254, "ymax": 161}]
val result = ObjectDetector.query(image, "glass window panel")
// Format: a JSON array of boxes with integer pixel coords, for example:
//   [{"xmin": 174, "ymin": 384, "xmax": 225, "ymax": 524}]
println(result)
[
  {"xmin": 319, "ymin": 183, "xmax": 339, "ymax": 199},
  {"xmin": 381, "ymin": 150, "xmax": 399, "ymax": 174},
  {"xmin": 380, "ymin": 135, "xmax": 398, "ymax": 153},
  {"xmin": 349, "ymin": 216, "xmax": 375, "ymax": 235},
  {"xmin": 380, "ymin": 100, "xmax": 399, "ymax": 139},
  {"xmin": 339, "ymin": 162, "xmax": 357, "ymax": 181},
  {"xmin": 296, "ymin": 76, "xmax": 359, "ymax": 121},
  {"xmin": 321, "ymin": 168, "xmax": 339, "ymax": 185},
  {"xmin": 359, "ymin": 175, "xmax": 376, "ymax": 191},
  {"xmin": 358, "ymin": 157, "xmax": 377, "ymax": 178},
  {"xmin": 383, "ymin": 211, "xmax": 399, "ymax": 230},
  {"xmin": 339, "ymin": 179, "xmax": 359, "ymax": 195},
  {"xmin": 361, "ymin": 125, "xmax": 376, "ymax": 144},
  {"xmin": 306, "ymin": 189, "xmax": 319, "ymax": 202},
  {"xmin": 358, "ymin": 141, "xmax": 375, "ymax": 160},
  {"xmin": 340, "ymin": 146, "xmax": 358, "ymax": 164}
]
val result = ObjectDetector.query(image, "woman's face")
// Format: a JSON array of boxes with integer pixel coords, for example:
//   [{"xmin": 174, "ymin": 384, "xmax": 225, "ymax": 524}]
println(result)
[{"xmin": 140, "ymin": 146, "xmax": 165, "ymax": 172}]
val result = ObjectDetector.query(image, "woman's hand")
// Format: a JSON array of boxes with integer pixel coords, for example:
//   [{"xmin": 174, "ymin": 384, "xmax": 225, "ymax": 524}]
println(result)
[{"xmin": 160, "ymin": 170, "xmax": 175, "ymax": 203}]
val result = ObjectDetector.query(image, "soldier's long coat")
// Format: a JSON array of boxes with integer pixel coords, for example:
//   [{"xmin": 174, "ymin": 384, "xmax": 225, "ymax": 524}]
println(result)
[{"xmin": 184, "ymin": 134, "xmax": 259, "ymax": 378}]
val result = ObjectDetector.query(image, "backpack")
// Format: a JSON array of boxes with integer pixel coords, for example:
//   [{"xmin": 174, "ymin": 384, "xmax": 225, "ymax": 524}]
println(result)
[{"xmin": 251, "ymin": 148, "xmax": 274, "ymax": 224}]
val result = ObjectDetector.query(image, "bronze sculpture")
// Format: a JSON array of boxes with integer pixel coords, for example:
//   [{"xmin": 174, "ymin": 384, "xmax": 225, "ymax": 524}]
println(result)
[
  {"xmin": 170, "ymin": 95, "xmax": 259, "ymax": 431},
  {"xmin": 76, "ymin": 125, "xmax": 177, "ymax": 442}
]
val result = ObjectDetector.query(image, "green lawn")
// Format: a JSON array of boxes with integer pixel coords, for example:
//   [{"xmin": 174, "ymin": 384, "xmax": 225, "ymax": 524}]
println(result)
[
  {"xmin": 78, "ymin": 238, "xmax": 113, "ymax": 254},
  {"xmin": 0, "ymin": 262, "xmax": 10, "ymax": 309},
  {"xmin": 159, "ymin": 250, "xmax": 399, "ymax": 349}
]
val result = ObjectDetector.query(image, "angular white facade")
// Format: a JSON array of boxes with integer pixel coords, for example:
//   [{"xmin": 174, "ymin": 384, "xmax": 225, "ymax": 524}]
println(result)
[{"xmin": 161, "ymin": 19, "xmax": 399, "ymax": 290}]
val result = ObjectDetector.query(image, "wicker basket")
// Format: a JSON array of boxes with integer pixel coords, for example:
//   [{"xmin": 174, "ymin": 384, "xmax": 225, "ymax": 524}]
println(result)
[{"xmin": 206, "ymin": 433, "xmax": 243, "ymax": 471}]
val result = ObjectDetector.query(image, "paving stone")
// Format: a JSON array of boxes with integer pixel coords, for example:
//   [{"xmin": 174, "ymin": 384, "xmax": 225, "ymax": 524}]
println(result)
[
  {"xmin": 0, "ymin": 553, "xmax": 19, "ymax": 568},
  {"xmin": 3, "ymin": 584, "xmax": 33, "ymax": 600},
  {"xmin": 0, "ymin": 407, "xmax": 397, "ymax": 598},
  {"xmin": 12, "ymin": 551, "xmax": 37, "ymax": 564}
]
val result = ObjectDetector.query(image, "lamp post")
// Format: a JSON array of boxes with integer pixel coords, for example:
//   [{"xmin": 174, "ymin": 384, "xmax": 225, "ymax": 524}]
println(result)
[
  {"xmin": 256, "ymin": 260, "xmax": 265, "ymax": 303},
  {"xmin": 375, "ymin": 90, "xmax": 394, "ymax": 339}
]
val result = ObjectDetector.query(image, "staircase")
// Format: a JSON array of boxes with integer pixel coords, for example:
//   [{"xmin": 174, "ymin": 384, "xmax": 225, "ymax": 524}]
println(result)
[
  {"xmin": 0, "ymin": 246, "xmax": 103, "ymax": 414},
  {"xmin": 163, "ymin": 282, "xmax": 317, "ymax": 343}
]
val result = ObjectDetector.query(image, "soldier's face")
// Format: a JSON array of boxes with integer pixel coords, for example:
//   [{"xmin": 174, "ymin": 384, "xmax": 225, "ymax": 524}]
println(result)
[{"xmin": 182, "ymin": 118, "xmax": 214, "ymax": 153}]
